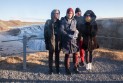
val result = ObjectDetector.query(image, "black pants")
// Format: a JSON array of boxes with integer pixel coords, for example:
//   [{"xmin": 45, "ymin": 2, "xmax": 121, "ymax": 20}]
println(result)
[
  {"xmin": 85, "ymin": 50, "xmax": 93, "ymax": 64},
  {"xmin": 49, "ymin": 43, "xmax": 60, "ymax": 71}
]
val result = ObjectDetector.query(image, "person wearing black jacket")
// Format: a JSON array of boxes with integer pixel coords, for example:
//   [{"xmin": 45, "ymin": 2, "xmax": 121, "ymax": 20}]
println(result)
[
  {"xmin": 44, "ymin": 9, "xmax": 61, "ymax": 74},
  {"xmin": 80, "ymin": 10, "xmax": 99, "ymax": 70},
  {"xmin": 74, "ymin": 8, "xmax": 85, "ymax": 67}
]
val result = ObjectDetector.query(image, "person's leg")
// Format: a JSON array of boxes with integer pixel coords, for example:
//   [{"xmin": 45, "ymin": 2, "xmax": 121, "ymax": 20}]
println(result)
[
  {"xmin": 85, "ymin": 50, "xmax": 89, "ymax": 70},
  {"xmin": 73, "ymin": 52, "xmax": 80, "ymax": 73},
  {"xmin": 55, "ymin": 38, "xmax": 60, "ymax": 74},
  {"xmin": 64, "ymin": 54, "xmax": 71, "ymax": 75},
  {"xmin": 55, "ymin": 49, "xmax": 60, "ymax": 74},
  {"xmin": 85, "ymin": 50, "xmax": 89, "ymax": 64},
  {"xmin": 79, "ymin": 48, "xmax": 85, "ymax": 66},
  {"xmin": 79, "ymin": 40, "xmax": 85, "ymax": 66},
  {"xmin": 73, "ymin": 52, "xmax": 79, "ymax": 68},
  {"xmin": 79, "ymin": 40, "xmax": 84, "ymax": 61},
  {"xmin": 49, "ymin": 50, "xmax": 54, "ymax": 74},
  {"xmin": 80, "ymin": 49, "xmax": 85, "ymax": 62},
  {"xmin": 89, "ymin": 51, "xmax": 93, "ymax": 70},
  {"xmin": 89, "ymin": 51, "xmax": 93, "ymax": 63}
]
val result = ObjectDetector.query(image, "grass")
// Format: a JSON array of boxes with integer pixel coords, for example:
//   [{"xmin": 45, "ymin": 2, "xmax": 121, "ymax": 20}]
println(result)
[
  {"xmin": 0, "ymin": 49, "xmax": 123, "ymax": 66},
  {"xmin": 94, "ymin": 48, "xmax": 123, "ymax": 61}
]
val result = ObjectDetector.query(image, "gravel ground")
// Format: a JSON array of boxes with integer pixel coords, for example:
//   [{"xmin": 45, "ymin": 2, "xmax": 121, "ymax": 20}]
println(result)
[{"xmin": 0, "ymin": 52, "xmax": 123, "ymax": 83}]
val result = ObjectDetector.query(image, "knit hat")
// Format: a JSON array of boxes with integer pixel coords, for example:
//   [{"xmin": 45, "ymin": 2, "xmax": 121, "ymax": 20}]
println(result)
[
  {"xmin": 67, "ymin": 8, "xmax": 74, "ymax": 14},
  {"xmin": 75, "ymin": 8, "xmax": 81, "ymax": 13}
]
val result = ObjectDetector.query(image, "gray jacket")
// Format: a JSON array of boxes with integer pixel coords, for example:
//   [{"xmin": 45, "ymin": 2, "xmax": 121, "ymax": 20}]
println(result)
[{"xmin": 60, "ymin": 16, "xmax": 79, "ymax": 54}]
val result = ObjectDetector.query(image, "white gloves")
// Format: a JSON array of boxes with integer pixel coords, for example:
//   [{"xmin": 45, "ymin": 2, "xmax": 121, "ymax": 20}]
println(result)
[
  {"xmin": 73, "ymin": 30, "xmax": 79, "ymax": 38},
  {"xmin": 69, "ymin": 30, "xmax": 79, "ymax": 39}
]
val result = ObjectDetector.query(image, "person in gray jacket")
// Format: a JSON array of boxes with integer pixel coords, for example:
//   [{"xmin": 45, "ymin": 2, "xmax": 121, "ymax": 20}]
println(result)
[{"xmin": 60, "ymin": 8, "xmax": 80, "ymax": 75}]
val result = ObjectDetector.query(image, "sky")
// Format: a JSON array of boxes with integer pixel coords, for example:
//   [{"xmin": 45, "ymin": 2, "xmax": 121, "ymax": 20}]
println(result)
[{"xmin": 0, "ymin": 0, "xmax": 123, "ymax": 22}]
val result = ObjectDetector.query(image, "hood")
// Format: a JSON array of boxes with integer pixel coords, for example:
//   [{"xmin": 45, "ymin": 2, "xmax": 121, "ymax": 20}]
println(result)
[
  {"xmin": 51, "ymin": 9, "xmax": 60, "ymax": 19},
  {"xmin": 83, "ymin": 10, "xmax": 96, "ymax": 23}
]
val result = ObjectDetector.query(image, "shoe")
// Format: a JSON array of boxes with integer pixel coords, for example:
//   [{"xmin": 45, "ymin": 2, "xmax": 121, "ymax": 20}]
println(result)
[
  {"xmin": 89, "ymin": 63, "xmax": 92, "ymax": 70},
  {"xmin": 65, "ymin": 69, "xmax": 71, "ymax": 75},
  {"xmin": 49, "ymin": 70, "xmax": 53, "ymax": 75},
  {"xmin": 56, "ymin": 68, "xmax": 60, "ymax": 74},
  {"xmin": 73, "ymin": 68, "xmax": 80, "ymax": 74},
  {"xmin": 79, "ymin": 62, "xmax": 85, "ymax": 67},
  {"xmin": 77, "ymin": 64, "xmax": 80, "ymax": 68},
  {"xmin": 86, "ymin": 63, "xmax": 89, "ymax": 70}
]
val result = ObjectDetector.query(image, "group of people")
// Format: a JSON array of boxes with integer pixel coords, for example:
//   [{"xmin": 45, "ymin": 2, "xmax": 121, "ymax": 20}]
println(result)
[{"xmin": 44, "ymin": 8, "xmax": 99, "ymax": 75}]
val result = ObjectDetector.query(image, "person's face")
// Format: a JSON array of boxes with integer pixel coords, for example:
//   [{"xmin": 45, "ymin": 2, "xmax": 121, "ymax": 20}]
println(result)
[
  {"xmin": 54, "ymin": 11, "xmax": 60, "ymax": 19},
  {"xmin": 67, "ymin": 11, "xmax": 73, "ymax": 19},
  {"xmin": 85, "ymin": 16, "xmax": 92, "ymax": 22},
  {"xmin": 76, "ymin": 12, "xmax": 81, "ymax": 17}
]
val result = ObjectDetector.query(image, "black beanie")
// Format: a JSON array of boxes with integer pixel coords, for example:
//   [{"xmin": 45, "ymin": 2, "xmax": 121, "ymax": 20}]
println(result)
[{"xmin": 75, "ymin": 8, "xmax": 81, "ymax": 13}]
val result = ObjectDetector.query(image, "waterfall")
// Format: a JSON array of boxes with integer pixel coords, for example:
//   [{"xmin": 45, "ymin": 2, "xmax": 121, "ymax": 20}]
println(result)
[{"xmin": 17, "ymin": 24, "xmax": 46, "ymax": 51}]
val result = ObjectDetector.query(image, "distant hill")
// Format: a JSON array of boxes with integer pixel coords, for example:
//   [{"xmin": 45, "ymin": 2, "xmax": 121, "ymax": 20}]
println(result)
[
  {"xmin": 96, "ymin": 17, "xmax": 123, "ymax": 50},
  {"xmin": 0, "ymin": 20, "xmax": 44, "ymax": 31}
]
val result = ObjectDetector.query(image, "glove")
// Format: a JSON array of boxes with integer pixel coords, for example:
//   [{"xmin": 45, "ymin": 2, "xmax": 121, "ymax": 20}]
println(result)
[
  {"xmin": 73, "ymin": 30, "xmax": 79, "ymax": 38},
  {"xmin": 69, "ymin": 30, "xmax": 79, "ymax": 39},
  {"xmin": 69, "ymin": 34, "xmax": 77, "ymax": 39},
  {"xmin": 69, "ymin": 34, "xmax": 74, "ymax": 39},
  {"xmin": 72, "ymin": 30, "xmax": 79, "ymax": 39}
]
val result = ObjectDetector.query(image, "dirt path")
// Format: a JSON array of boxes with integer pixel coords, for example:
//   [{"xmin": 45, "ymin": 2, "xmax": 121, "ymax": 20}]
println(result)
[{"xmin": 0, "ymin": 50, "xmax": 123, "ymax": 83}]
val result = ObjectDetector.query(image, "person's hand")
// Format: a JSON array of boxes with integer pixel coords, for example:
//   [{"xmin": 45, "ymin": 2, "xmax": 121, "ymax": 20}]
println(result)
[
  {"xmin": 74, "ymin": 30, "xmax": 79, "ymax": 38},
  {"xmin": 69, "ymin": 34, "xmax": 73, "ymax": 39},
  {"xmin": 69, "ymin": 34, "xmax": 77, "ymax": 39}
]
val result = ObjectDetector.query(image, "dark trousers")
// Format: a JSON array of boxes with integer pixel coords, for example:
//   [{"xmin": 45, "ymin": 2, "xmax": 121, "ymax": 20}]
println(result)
[
  {"xmin": 85, "ymin": 50, "xmax": 93, "ymax": 64},
  {"xmin": 49, "ymin": 42, "xmax": 60, "ymax": 71},
  {"xmin": 64, "ymin": 53, "xmax": 78, "ymax": 70}
]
